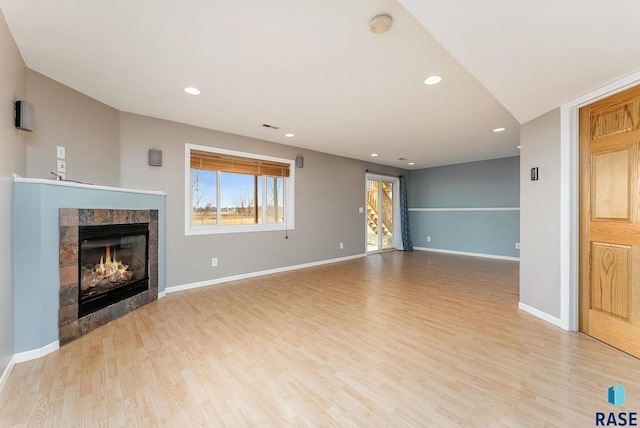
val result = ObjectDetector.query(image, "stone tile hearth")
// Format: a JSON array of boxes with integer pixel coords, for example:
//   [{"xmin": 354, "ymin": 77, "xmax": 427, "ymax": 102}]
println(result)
[{"xmin": 58, "ymin": 208, "xmax": 159, "ymax": 346}]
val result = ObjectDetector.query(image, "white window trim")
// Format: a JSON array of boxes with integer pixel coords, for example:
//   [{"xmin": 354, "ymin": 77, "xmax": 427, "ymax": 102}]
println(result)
[{"xmin": 185, "ymin": 143, "xmax": 295, "ymax": 235}]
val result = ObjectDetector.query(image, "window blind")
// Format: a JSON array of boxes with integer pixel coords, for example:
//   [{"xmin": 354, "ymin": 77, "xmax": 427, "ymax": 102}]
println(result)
[{"xmin": 190, "ymin": 150, "xmax": 290, "ymax": 177}]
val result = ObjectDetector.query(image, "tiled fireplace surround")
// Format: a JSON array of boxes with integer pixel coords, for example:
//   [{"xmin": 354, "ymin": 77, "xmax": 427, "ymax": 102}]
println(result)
[{"xmin": 58, "ymin": 208, "xmax": 159, "ymax": 345}]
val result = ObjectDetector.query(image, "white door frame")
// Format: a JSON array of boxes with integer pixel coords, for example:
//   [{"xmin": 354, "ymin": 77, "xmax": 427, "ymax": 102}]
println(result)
[{"xmin": 561, "ymin": 70, "xmax": 640, "ymax": 331}]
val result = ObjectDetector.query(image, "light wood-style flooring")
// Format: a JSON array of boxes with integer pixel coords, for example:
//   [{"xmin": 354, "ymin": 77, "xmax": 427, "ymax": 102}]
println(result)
[{"xmin": 1, "ymin": 251, "xmax": 639, "ymax": 427}]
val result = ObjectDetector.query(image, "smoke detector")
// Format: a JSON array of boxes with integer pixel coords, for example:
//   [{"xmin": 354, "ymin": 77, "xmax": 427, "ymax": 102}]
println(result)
[{"xmin": 370, "ymin": 14, "xmax": 393, "ymax": 35}]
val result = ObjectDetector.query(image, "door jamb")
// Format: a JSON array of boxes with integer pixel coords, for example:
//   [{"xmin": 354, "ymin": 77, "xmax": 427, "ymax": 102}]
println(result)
[{"xmin": 562, "ymin": 70, "xmax": 640, "ymax": 331}]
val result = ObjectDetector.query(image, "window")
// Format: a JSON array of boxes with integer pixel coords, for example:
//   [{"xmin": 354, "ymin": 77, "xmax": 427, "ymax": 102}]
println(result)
[{"xmin": 185, "ymin": 144, "xmax": 295, "ymax": 235}]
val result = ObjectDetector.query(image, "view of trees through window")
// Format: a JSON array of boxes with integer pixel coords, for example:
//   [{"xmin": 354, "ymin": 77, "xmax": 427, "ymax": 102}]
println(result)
[
  {"xmin": 191, "ymin": 170, "xmax": 285, "ymax": 226},
  {"xmin": 192, "ymin": 169, "xmax": 217, "ymax": 225},
  {"xmin": 266, "ymin": 176, "xmax": 284, "ymax": 224}
]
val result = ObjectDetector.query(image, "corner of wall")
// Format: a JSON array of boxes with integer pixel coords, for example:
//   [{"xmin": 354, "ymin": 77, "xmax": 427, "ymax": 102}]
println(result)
[
  {"xmin": 0, "ymin": 355, "xmax": 16, "ymax": 394},
  {"xmin": 0, "ymin": 5, "xmax": 27, "ymax": 385},
  {"xmin": 519, "ymin": 108, "xmax": 562, "ymax": 320}
]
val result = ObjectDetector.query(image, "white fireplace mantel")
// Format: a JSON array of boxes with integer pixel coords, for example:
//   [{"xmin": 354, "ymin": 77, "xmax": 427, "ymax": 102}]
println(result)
[{"xmin": 13, "ymin": 174, "xmax": 166, "ymax": 196}]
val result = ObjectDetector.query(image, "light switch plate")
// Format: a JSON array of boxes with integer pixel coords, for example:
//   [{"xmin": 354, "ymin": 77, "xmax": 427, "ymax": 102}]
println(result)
[{"xmin": 56, "ymin": 146, "xmax": 66, "ymax": 159}]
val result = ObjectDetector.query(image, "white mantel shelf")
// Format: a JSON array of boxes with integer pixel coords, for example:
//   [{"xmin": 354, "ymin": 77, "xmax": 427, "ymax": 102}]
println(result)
[{"xmin": 13, "ymin": 174, "xmax": 166, "ymax": 196}]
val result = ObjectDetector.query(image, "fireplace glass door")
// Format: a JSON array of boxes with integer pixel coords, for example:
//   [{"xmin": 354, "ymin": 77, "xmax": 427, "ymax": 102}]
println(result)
[{"xmin": 78, "ymin": 223, "xmax": 149, "ymax": 317}]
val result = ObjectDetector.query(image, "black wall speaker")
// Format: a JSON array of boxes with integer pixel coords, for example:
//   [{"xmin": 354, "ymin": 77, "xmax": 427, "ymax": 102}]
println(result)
[
  {"xmin": 296, "ymin": 155, "xmax": 304, "ymax": 168},
  {"xmin": 15, "ymin": 100, "xmax": 34, "ymax": 132},
  {"xmin": 148, "ymin": 149, "xmax": 163, "ymax": 167}
]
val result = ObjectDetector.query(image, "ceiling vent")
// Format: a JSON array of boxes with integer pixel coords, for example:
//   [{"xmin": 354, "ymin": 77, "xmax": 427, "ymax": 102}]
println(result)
[{"xmin": 262, "ymin": 123, "xmax": 280, "ymax": 130}]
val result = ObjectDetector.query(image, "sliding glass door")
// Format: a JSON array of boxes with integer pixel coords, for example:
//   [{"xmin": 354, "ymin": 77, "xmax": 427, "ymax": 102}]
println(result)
[{"xmin": 366, "ymin": 176, "xmax": 396, "ymax": 253}]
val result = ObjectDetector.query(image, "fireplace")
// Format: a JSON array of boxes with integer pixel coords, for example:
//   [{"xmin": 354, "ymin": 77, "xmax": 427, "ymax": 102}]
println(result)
[
  {"xmin": 59, "ymin": 208, "xmax": 159, "ymax": 346},
  {"xmin": 78, "ymin": 223, "xmax": 149, "ymax": 317}
]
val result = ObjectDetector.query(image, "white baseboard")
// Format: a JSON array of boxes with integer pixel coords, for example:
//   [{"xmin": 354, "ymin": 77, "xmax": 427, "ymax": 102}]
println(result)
[
  {"xmin": 166, "ymin": 253, "xmax": 367, "ymax": 294},
  {"xmin": 0, "ymin": 355, "xmax": 16, "ymax": 393},
  {"xmin": 518, "ymin": 302, "xmax": 563, "ymax": 328},
  {"xmin": 414, "ymin": 246, "xmax": 520, "ymax": 261},
  {"xmin": 157, "ymin": 291, "xmax": 166, "ymax": 299},
  {"xmin": 14, "ymin": 341, "xmax": 59, "ymax": 363}
]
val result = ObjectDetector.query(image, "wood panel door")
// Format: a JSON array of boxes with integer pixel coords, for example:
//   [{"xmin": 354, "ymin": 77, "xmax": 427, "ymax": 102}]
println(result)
[{"xmin": 579, "ymin": 85, "xmax": 640, "ymax": 357}]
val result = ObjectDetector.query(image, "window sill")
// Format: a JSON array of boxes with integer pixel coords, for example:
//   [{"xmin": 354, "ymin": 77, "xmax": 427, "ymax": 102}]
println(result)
[{"xmin": 185, "ymin": 223, "xmax": 294, "ymax": 236}]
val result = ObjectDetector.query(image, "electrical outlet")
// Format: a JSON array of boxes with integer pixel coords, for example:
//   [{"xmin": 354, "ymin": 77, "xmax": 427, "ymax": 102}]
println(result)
[
  {"xmin": 57, "ymin": 160, "xmax": 66, "ymax": 173},
  {"xmin": 340, "ymin": 242, "xmax": 343, "ymax": 249},
  {"xmin": 515, "ymin": 243, "xmax": 520, "ymax": 249},
  {"xmin": 56, "ymin": 146, "xmax": 66, "ymax": 159},
  {"xmin": 211, "ymin": 257, "xmax": 218, "ymax": 267},
  {"xmin": 427, "ymin": 236, "xmax": 431, "ymax": 242}
]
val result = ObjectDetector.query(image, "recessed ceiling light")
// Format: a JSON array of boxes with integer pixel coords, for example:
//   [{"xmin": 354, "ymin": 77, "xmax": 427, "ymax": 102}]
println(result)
[
  {"xmin": 285, "ymin": 133, "xmax": 295, "ymax": 138},
  {"xmin": 424, "ymin": 76, "xmax": 442, "ymax": 85},
  {"xmin": 517, "ymin": 145, "xmax": 521, "ymax": 149},
  {"xmin": 493, "ymin": 127, "xmax": 506, "ymax": 132},
  {"xmin": 408, "ymin": 162, "xmax": 415, "ymax": 165},
  {"xmin": 370, "ymin": 153, "xmax": 379, "ymax": 157},
  {"xmin": 184, "ymin": 87, "xmax": 200, "ymax": 95}
]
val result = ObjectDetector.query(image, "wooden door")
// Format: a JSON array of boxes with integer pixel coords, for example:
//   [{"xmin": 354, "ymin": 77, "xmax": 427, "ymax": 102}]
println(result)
[{"xmin": 579, "ymin": 85, "xmax": 640, "ymax": 357}]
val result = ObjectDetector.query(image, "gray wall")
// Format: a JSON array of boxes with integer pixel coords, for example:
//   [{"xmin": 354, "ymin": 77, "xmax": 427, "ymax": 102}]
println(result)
[
  {"xmin": 4, "ymin": 58, "xmax": 405, "ymax": 355},
  {"xmin": 25, "ymin": 70, "xmax": 120, "ymax": 186},
  {"xmin": 0, "ymin": 9, "xmax": 26, "ymax": 377},
  {"xmin": 119, "ymin": 112, "xmax": 403, "ymax": 287},
  {"xmin": 408, "ymin": 156, "xmax": 520, "ymax": 258},
  {"xmin": 519, "ymin": 109, "xmax": 561, "ymax": 318},
  {"xmin": 8, "ymin": 62, "xmax": 408, "ymax": 288}
]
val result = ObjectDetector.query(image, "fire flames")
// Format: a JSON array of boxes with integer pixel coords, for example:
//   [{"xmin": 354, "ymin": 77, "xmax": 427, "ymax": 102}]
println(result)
[
  {"xmin": 81, "ymin": 245, "xmax": 133, "ymax": 291},
  {"xmin": 96, "ymin": 245, "xmax": 124, "ymax": 277}
]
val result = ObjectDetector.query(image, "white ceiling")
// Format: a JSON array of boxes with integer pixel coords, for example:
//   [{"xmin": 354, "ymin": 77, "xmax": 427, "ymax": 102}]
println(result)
[
  {"xmin": 400, "ymin": 0, "xmax": 640, "ymax": 124},
  {"xmin": 1, "ymin": 1, "xmax": 638, "ymax": 169}
]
